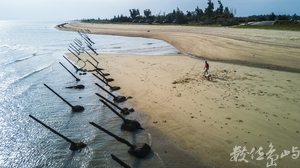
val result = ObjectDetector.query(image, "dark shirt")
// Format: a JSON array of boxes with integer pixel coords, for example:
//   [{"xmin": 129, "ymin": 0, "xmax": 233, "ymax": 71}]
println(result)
[{"xmin": 205, "ymin": 63, "xmax": 209, "ymax": 69}]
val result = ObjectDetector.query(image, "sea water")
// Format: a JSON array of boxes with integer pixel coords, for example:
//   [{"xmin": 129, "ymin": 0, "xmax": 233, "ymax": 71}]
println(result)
[{"xmin": 0, "ymin": 20, "xmax": 188, "ymax": 167}]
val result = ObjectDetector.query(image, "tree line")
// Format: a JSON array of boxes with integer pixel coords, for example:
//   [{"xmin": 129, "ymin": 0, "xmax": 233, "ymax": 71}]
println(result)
[
  {"xmin": 250, "ymin": 13, "xmax": 300, "ymax": 21},
  {"xmin": 82, "ymin": 0, "xmax": 235, "ymax": 24},
  {"xmin": 114, "ymin": 0, "xmax": 234, "ymax": 24},
  {"xmin": 81, "ymin": 0, "xmax": 299, "ymax": 25}
]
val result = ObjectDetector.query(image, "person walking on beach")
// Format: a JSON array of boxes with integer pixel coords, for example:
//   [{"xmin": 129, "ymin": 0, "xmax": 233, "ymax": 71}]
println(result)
[{"xmin": 203, "ymin": 61, "xmax": 209, "ymax": 76}]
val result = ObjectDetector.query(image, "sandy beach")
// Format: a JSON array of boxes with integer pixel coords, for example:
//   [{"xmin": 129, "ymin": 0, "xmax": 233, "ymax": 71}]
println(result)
[
  {"xmin": 59, "ymin": 22, "xmax": 300, "ymax": 168},
  {"xmin": 60, "ymin": 21, "xmax": 300, "ymax": 73}
]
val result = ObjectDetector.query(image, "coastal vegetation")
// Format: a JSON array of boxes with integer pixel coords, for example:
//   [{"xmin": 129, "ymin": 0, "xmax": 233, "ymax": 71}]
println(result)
[
  {"xmin": 79, "ymin": 0, "xmax": 300, "ymax": 31},
  {"xmin": 82, "ymin": 0, "xmax": 236, "ymax": 25}
]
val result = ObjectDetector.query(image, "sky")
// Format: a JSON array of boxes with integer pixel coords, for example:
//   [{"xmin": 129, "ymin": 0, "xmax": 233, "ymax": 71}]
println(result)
[{"xmin": 0, "ymin": 0, "xmax": 299, "ymax": 21}]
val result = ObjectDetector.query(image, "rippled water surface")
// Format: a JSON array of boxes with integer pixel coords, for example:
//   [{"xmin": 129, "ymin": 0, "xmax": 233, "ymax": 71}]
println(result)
[{"xmin": 0, "ymin": 20, "xmax": 181, "ymax": 167}]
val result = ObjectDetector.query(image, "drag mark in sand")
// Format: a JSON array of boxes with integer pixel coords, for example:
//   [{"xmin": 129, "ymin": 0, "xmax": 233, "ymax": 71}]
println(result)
[{"xmin": 170, "ymin": 62, "xmax": 300, "ymax": 166}]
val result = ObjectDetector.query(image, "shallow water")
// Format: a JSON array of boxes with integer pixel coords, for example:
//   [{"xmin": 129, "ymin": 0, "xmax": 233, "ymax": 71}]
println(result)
[{"xmin": 0, "ymin": 20, "xmax": 189, "ymax": 167}]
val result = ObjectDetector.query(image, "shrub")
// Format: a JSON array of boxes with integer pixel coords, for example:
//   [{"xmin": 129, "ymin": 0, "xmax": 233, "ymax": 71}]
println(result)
[
  {"xmin": 221, "ymin": 21, "xmax": 239, "ymax": 26},
  {"xmin": 274, "ymin": 20, "xmax": 300, "ymax": 27}
]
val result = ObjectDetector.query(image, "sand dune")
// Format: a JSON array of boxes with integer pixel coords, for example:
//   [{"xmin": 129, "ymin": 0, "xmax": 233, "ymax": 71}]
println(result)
[{"xmin": 61, "ymin": 22, "xmax": 300, "ymax": 168}]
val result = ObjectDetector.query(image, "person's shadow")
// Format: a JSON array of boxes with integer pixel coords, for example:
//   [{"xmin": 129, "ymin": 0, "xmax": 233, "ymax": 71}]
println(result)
[{"xmin": 212, "ymin": 77, "xmax": 227, "ymax": 81}]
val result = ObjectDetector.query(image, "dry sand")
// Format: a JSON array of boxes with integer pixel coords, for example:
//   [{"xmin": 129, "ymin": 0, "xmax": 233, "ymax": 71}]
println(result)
[{"xmin": 60, "ymin": 22, "xmax": 300, "ymax": 168}]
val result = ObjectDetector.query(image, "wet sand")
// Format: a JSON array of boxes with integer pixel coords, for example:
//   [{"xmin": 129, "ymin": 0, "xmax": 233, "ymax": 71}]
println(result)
[{"xmin": 61, "ymin": 22, "xmax": 300, "ymax": 168}]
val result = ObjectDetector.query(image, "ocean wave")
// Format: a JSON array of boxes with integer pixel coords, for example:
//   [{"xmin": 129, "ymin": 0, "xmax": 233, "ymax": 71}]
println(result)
[
  {"xmin": 0, "ymin": 60, "xmax": 56, "ymax": 101},
  {"xmin": 1, "ymin": 52, "xmax": 53, "ymax": 67},
  {"xmin": 0, "ymin": 44, "xmax": 23, "ymax": 50},
  {"xmin": 14, "ymin": 51, "xmax": 38, "ymax": 62},
  {"xmin": 20, "ymin": 60, "xmax": 55, "ymax": 80},
  {"xmin": 9, "ymin": 60, "xmax": 55, "ymax": 86}
]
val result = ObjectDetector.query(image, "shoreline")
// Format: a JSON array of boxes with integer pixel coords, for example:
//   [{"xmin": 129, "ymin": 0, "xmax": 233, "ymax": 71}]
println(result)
[
  {"xmin": 61, "ymin": 23, "xmax": 300, "ymax": 168},
  {"xmin": 58, "ymin": 21, "xmax": 300, "ymax": 73}
]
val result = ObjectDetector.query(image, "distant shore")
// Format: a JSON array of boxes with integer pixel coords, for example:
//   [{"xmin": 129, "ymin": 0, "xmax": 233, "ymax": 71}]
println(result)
[
  {"xmin": 57, "ymin": 21, "xmax": 300, "ymax": 73},
  {"xmin": 59, "ymin": 22, "xmax": 300, "ymax": 168}
]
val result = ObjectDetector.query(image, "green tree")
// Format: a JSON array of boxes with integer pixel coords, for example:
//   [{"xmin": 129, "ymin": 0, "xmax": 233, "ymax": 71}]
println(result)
[
  {"xmin": 186, "ymin": 10, "xmax": 192, "ymax": 17},
  {"xmin": 194, "ymin": 6, "xmax": 204, "ymax": 22},
  {"xmin": 165, "ymin": 11, "xmax": 174, "ymax": 22},
  {"xmin": 224, "ymin": 7, "xmax": 229, "ymax": 14},
  {"xmin": 269, "ymin": 12, "xmax": 276, "ymax": 21},
  {"xmin": 144, "ymin": 9, "xmax": 152, "ymax": 19},
  {"xmin": 186, "ymin": 10, "xmax": 194, "ymax": 22},
  {"xmin": 175, "ymin": 7, "xmax": 188, "ymax": 24},
  {"xmin": 111, "ymin": 15, "xmax": 130, "ymax": 22},
  {"xmin": 258, "ymin": 15, "xmax": 267, "ymax": 21},
  {"xmin": 195, "ymin": 6, "xmax": 203, "ymax": 16},
  {"xmin": 129, "ymin": 9, "xmax": 140, "ymax": 19},
  {"xmin": 223, "ymin": 7, "xmax": 232, "ymax": 18},
  {"xmin": 205, "ymin": 0, "xmax": 214, "ymax": 19},
  {"xmin": 216, "ymin": 0, "xmax": 224, "ymax": 14},
  {"xmin": 278, "ymin": 15, "xmax": 289, "ymax": 20},
  {"xmin": 292, "ymin": 13, "xmax": 298, "ymax": 20}
]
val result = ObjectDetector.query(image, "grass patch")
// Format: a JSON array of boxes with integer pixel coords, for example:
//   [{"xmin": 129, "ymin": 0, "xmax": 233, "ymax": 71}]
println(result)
[{"xmin": 232, "ymin": 21, "xmax": 300, "ymax": 31}]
